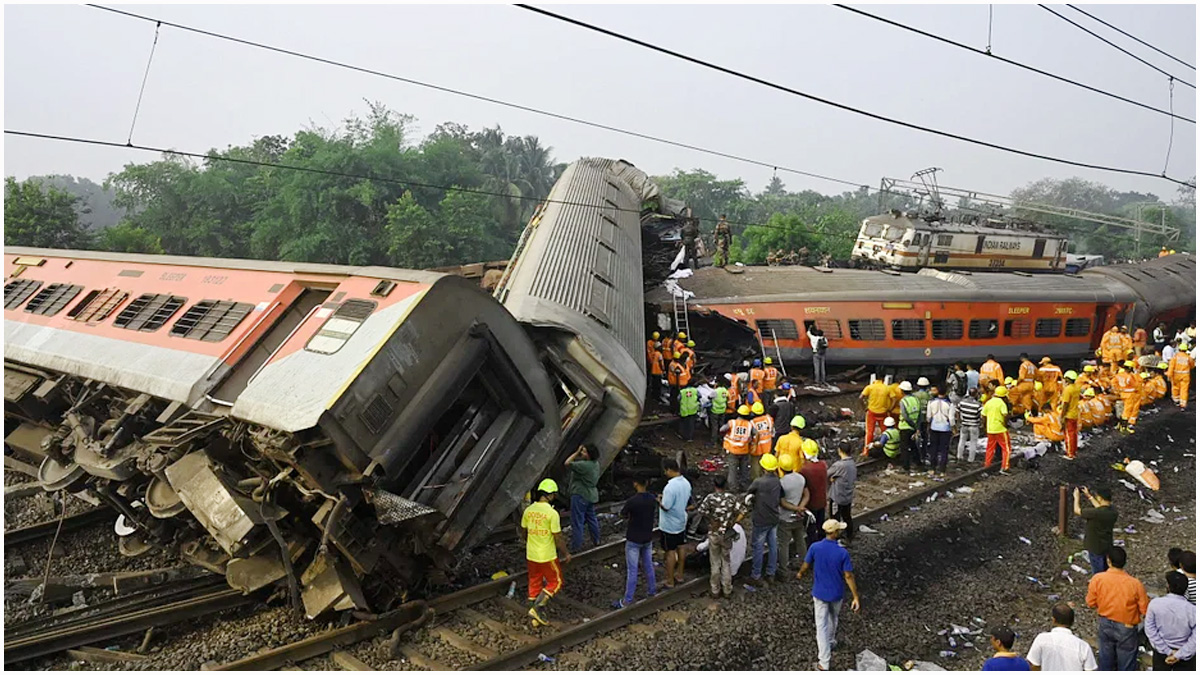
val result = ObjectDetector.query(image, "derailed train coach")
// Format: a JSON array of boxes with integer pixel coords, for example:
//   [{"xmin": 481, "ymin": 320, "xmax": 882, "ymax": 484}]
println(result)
[{"xmin": 2, "ymin": 158, "xmax": 657, "ymax": 618}]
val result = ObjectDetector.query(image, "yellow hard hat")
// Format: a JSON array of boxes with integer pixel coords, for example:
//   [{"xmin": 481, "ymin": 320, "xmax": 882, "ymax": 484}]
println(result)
[
  {"xmin": 802, "ymin": 439, "xmax": 820, "ymax": 459},
  {"xmin": 759, "ymin": 454, "xmax": 778, "ymax": 471},
  {"xmin": 1123, "ymin": 360, "xmax": 1135, "ymax": 368},
  {"xmin": 652, "ymin": 331, "xmax": 660, "ymax": 339},
  {"xmin": 687, "ymin": 340, "xmax": 695, "ymax": 347},
  {"xmin": 790, "ymin": 415, "xmax": 806, "ymax": 429},
  {"xmin": 1095, "ymin": 348, "xmax": 1102, "ymax": 357},
  {"xmin": 777, "ymin": 454, "xmax": 795, "ymax": 472},
  {"xmin": 751, "ymin": 401, "xmax": 765, "ymax": 415},
  {"xmin": 1084, "ymin": 365, "xmax": 1096, "ymax": 372},
  {"xmin": 1083, "ymin": 388, "xmax": 1096, "ymax": 397},
  {"xmin": 678, "ymin": 332, "xmax": 687, "ymax": 339},
  {"xmin": 1158, "ymin": 362, "xmax": 1169, "ymax": 370},
  {"xmin": 1040, "ymin": 356, "xmax": 1052, "ymax": 364},
  {"xmin": 764, "ymin": 357, "xmax": 773, "ymax": 365},
  {"xmin": 737, "ymin": 405, "xmax": 751, "ymax": 416},
  {"xmin": 537, "ymin": 478, "xmax": 558, "ymax": 493},
  {"xmin": 1064, "ymin": 370, "xmax": 1078, "ymax": 380},
  {"xmin": 995, "ymin": 386, "xmax": 1009, "ymax": 397},
  {"xmin": 1140, "ymin": 372, "xmax": 1151, "ymax": 379},
  {"xmin": 674, "ymin": 352, "xmax": 682, "ymax": 359},
  {"xmin": 1034, "ymin": 382, "xmax": 1043, "ymax": 391},
  {"xmin": 1004, "ymin": 377, "xmax": 1015, "ymax": 385}
]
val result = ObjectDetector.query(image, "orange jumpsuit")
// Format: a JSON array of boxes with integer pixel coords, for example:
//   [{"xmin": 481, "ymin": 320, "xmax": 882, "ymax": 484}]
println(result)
[
  {"xmin": 980, "ymin": 360, "xmax": 1005, "ymax": 389},
  {"xmin": 1036, "ymin": 363, "xmax": 1062, "ymax": 409},
  {"xmin": 1013, "ymin": 360, "xmax": 1037, "ymax": 415},
  {"xmin": 1112, "ymin": 370, "xmax": 1140, "ymax": 427},
  {"xmin": 1145, "ymin": 375, "xmax": 1167, "ymax": 402},
  {"xmin": 649, "ymin": 351, "xmax": 664, "ymax": 377},
  {"xmin": 1167, "ymin": 352, "xmax": 1195, "ymax": 407},
  {"xmin": 762, "ymin": 366, "xmax": 780, "ymax": 393},
  {"xmin": 1132, "ymin": 328, "xmax": 1148, "ymax": 356},
  {"xmin": 1101, "ymin": 328, "xmax": 1125, "ymax": 374},
  {"xmin": 1027, "ymin": 411, "xmax": 1065, "ymax": 443}
]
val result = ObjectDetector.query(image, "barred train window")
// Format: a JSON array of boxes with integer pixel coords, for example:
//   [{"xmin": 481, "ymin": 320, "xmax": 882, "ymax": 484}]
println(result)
[
  {"xmin": 306, "ymin": 299, "xmax": 377, "ymax": 355},
  {"xmin": 848, "ymin": 319, "xmax": 885, "ymax": 341},
  {"xmin": 24, "ymin": 283, "xmax": 84, "ymax": 316},
  {"xmin": 4, "ymin": 279, "xmax": 42, "ymax": 309},
  {"xmin": 114, "ymin": 294, "xmax": 187, "ymax": 332},
  {"xmin": 69, "ymin": 287, "xmax": 129, "ymax": 323},
  {"xmin": 936, "ymin": 234, "xmax": 953, "ymax": 247},
  {"xmin": 931, "ymin": 319, "xmax": 964, "ymax": 340},
  {"xmin": 1004, "ymin": 319, "xmax": 1031, "ymax": 338},
  {"xmin": 1065, "ymin": 318, "xmax": 1092, "ymax": 337},
  {"xmin": 803, "ymin": 318, "xmax": 842, "ymax": 340},
  {"xmin": 969, "ymin": 319, "xmax": 998, "ymax": 339},
  {"xmin": 1035, "ymin": 319, "xmax": 1062, "ymax": 338},
  {"xmin": 891, "ymin": 319, "xmax": 926, "ymax": 341},
  {"xmin": 171, "ymin": 300, "xmax": 254, "ymax": 342},
  {"xmin": 756, "ymin": 319, "xmax": 799, "ymax": 341}
]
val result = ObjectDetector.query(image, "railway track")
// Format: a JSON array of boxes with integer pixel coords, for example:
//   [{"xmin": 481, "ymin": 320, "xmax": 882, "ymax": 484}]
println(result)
[
  {"xmin": 207, "ymin": 461, "xmax": 999, "ymax": 672},
  {"xmin": 4, "ymin": 507, "xmax": 114, "ymax": 548}
]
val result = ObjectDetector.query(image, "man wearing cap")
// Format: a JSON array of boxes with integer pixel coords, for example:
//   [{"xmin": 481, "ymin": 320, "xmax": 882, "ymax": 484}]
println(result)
[
  {"xmin": 982, "ymin": 385, "xmax": 1012, "ymax": 474},
  {"xmin": 859, "ymin": 377, "xmax": 892, "ymax": 456},
  {"xmin": 657, "ymin": 458, "xmax": 692, "ymax": 589},
  {"xmin": 914, "ymin": 377, "xmax": 933, "ymax": 465},
  {"xmin": 762, "ymin": 357, "xmax": 780, "ymax": 394},
  {"xmin": 746, "ymin": 454, "xmax": 782, "ymax": 586},
  {"xmin": 777, "ymin": 453, "xmax": 811, "ymax": 576},
  {"xmin": 775, "ymin": 415, "xmax": 808, "ymax": 470},
  {"xmin": 897, "ymin": 381, "xmax": 922, "ymax": 474},
  {"xmin": 721, "ymin": 405, "xmax": 755, "ymax": 491},
  {"xmin": 749, "ymin": 359, "xmax": 766, "ymax": 399},
  {"xmin": 749, "ymin": 401, "xmax": 775, "ymax": 481},
  {"xmin": 520, "ymin": 479, "xmax": 572, "ymax": 626},
  {"xmin": 1058, "ymin": 370, "xmax": 1082, "ymax": 460},
  {"xmin": 797, "ymin": 519, "xmax": 861, "ymax": 671}
]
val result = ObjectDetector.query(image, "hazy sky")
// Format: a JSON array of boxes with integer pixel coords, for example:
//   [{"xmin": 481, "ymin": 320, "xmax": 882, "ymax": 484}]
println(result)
[{"xmin": 4, "ymin": 3, "xmax": 1196, "ymax": 202}]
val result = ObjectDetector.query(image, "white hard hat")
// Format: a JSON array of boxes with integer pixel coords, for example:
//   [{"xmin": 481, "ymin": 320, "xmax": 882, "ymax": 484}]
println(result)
[
  {"xmin": 884, "ymin": 417, "xmax": 896, "ymax": 427},
  {"xmin": 899, "ymin": 381, "xmax": 913, "ymax": 392},
  {"xmin": 916, "ymin": 377, "xmax": 930, "ymax": 387}
]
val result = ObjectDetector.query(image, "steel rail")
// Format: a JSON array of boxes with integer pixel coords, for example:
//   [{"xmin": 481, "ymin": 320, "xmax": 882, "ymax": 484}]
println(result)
[{"xmin": 4, "ymin": 506, "xmax": 114, "ymax": 547}]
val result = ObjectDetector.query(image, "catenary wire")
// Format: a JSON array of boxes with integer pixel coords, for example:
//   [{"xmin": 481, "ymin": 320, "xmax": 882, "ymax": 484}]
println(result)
[
  {"xmin": 5, "ymin": 129, "xmax": 1170, "ymax": 249},
  {"xmin": 1066, "ymin": 4, "xmax": 1195, "ymax": 72},
  {"xmin": 126, "ymin": 21, "xmax": 162, "ymax": 145},
  {"xmin": 1039, "ymin": 5, "xmax": 1196, "ymax": 89},
  {"xmin": 85, "ymin": 4, "xmax": 867, "ymax": 193},
  {"xmin": 834, "ymin": 4, "xmax": 1194, "ymax": 124},
  {"xmin": 515, "ymin": 4, "xmax": 1196, "ymax": 187}
]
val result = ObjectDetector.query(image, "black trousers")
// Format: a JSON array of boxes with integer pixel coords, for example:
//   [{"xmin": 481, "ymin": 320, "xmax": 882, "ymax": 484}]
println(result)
[
  {"xmin": 806, "ymin": 507, "xmax": 826, "ymax": 546},
  {"xmin": 1153, "ymin": 651, "xmax": 1196, "ymax": 671},
  {"xmin": 679, "ymin": 415, "xmax": 695, "ymax": 441},
  {"xmin": 930, "ymin": 430, "xmax": 952, "ymax": 472},
  {"xmin": 901, "ymin": 429, "xmax": 917, "ymax": 471},
  {"xmin": 831, "ymin": 501, "xmax": 853, "ymax": 541}
]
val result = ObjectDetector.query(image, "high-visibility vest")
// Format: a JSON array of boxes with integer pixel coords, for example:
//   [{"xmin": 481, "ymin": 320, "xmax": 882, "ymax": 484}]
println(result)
[
  {"xmin": 649, "ymin": 351, "xmax": 664, "ymax": 376},
  {"xmin": 679, "ymin": 347, "xmax": 695, "ymax": 370},
  {"xmin": 880, "ymin": 428, "xmax": 903, "ymax": 458},
  {"xmin": 711, "ymin": 387, "xmax": 729, "ymax": 415},
  {"xmin": 646, "ymin": 339, "xmax": 658, "ymax": 363},
  {"xmin": 750, "ymin": 415, "xmax": 774, "ymax": 455},
  {"xmin": 749, "ymin": 368, "xmax": 766, "ymax": 392},
  {"xmin": 724, "ymin": 418, "xmax": 753, "ymax": 454},
  {"xmin": 899, "ymin": 395, "xmax": 921, "ymax": 430},
  {"xmin": 762, "ymin": 366, "xmax": 779, "ymax": 391},
  {"xmin": 679, "ymin": 387, "xmax": 700, "ymax": 417},
  {"xmin": 660, "ymin": 342, "xmax": 673, "ymax": 363},
  {"xmin": 668, "ymin": 361, "xmax": 686, "ymax": 387}
]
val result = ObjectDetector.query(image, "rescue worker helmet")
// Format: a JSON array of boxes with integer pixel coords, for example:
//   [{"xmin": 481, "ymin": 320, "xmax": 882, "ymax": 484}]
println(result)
[
  {"xmin": 673, "ymin": 352, "xmax": 682, "ymax": 359},
  {"xmin": 651, "ymin": 331, "xmax": 660, "ymax": 339},
  {"xmin": 1158, "ymin": 362, "xmax": 1169, "ymax": 370},
  {"xmin": 781, "ymin": 382, "xmax": 791, "ymax": 390},
  {"xmin": 1064, "ymin": 370, "xmax": 1078, "ymax": 381},
  {"xmin": 1004, "ymin": 377, "xmax": 1015, "ymax": 386},
  {"xmin": 1040, "ymin": 356, "xmax": 1052, "ymax": 364},
  {"xmin": 778, "ymin": 454, "xmax": 795, "ymax": 472},
  {"xmin": 759, "ymin": 454, "xmax": 778, "ymax": 471},
  {"xmin": 899, "ymin": 381, "xmax": 913, "ymax": 392},
  {"xmin": 790, "ymin": 415, "xmax": 806, "ymax": 429},
  {"xmin": 995, "ymin": 386, "xmax": 1009, "ymax": 397},
  {"xmin": 751, "ymin": 401, "xmax": 765, "ymax": 415},
  {"xmin": 916, "ymin": 377, "xmax": 930, "ymax": 387},
  {"xmin": 1140, "ymin": 372, "xmax": 1151, "ymax": 379},
  {"xmin": 1083, "ymin": 388, "xmax": 1096, "ymax": 397},
  {"xmin": 1084, "ymin": 365, "xmax": 1097, "ymax": 373},
  {"xmin": 1123, "ymin": 360, "xmax": 1135, "ymax": 368},
  {"xmin": 764, "ymin": 357, "xmax": 773, "ymax": 365},
  {"xmin": 687, "ymin": 340, "xmax": 695, "ymax": 347},
  {"xmin": 678, "ymin": 332, "xmax": 687, "ymax": 339},
  {"xmin": 737, "ymin": 405, "xmax": 752, "ymax": 416},
  {"xmin": 537, "ymin": 478, "xmax": 559, "ymax": 494},
  {"xmin": 884, "ymin": 416, "xmax": 896, "ymax": 427},
  {"xmin": 1034, "ymin": 382, "xmax": 1043, "ymax": 391},
  {"xmin": 803, "ymin": 442, "xmax": 820, "ymax": 460}
]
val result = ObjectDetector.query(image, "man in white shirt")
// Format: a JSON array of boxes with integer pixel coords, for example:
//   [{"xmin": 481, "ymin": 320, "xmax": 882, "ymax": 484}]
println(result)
[
  {"xmin": 1164, "ymin": 341, "xmax": 1178, "ymax": 364},
  {"xmin": 1027, "ymin": 603, "xmax": 1098, "ymax": 671}
]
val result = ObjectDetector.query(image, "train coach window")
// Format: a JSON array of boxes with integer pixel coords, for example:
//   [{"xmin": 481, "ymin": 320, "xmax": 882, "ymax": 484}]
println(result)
[
  {"xmin": 891, "ymin": 319, "xmax": 926, "ymax": 341},
  {"xmin": 1035, "ymin": 319, "xmax": 1062, "ymax": 338},
  {"xmin": 936, "ymin": 234, "xmax": 953, "ymax": 247},
  {"xmin": 1003, "ymin": 319, "xmax": 1032, "ymax": 338},
  {"xmin": 756, "ymin": 319, "xmax": 799, "ymax": 341},
  {"xmin": 171, "ymin": 300, "xmax": 255, "ymax": 341},
  {"xmin": 1065, "ymin": 318, "xmax": 1092, "ymax": 337},
  {"xmin": 68, "ymin": 287, "xmax": 130, "ymax": 323},
  {"xmin": 114, "ymin": 293, "xmax": 187, "ymax": 332},
  {"xmin": 968, "ymin": 319, "xmax": 998, "ymax": 339},
  {"xmin": 931, "ymin": 319, "xmax": 964, "ymax": 340},
  {"xmin": 848, "ymin": 319, "xmax": 885, "ymax": 341},
  {"xmin": 24, "ymin": 283, "xmax": 84, "ymax": 316},
  {"xmin": 803, "ymin": 319, "xmax": 843, "ymax": 339},
  {"xmin": 4, "ymin": 279, "xmax": 42, "ymax": 309},
  {"xmin": 306, "ymin": 299, "xmax": 377, "ymax": 355}
]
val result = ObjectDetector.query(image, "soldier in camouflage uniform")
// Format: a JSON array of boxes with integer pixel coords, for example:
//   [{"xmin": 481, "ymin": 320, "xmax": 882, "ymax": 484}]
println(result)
[
  {"xmin": 713, "ymin": 215, "xmax": 732, "ymax": 267},
  {"xmin": 693, "ymin": 475, "xmax": 746, "ymax": 598}
]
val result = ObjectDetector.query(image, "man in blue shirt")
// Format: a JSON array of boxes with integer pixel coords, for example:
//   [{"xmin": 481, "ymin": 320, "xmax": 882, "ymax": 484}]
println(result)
[
  {"xmin": 1145, "ymin": 571, "xmax": 1196, "ymax": 670},
  {"xmin": 982, "ymin": 625, "xmax": 1030, "ymax": 671},
  {"xmin": 796, "ymin": 519, "xmax": 861, "ymax": 671},
  {"xmin": 656, "ymin": 458, "xmax": 692, "ymax": 589}
]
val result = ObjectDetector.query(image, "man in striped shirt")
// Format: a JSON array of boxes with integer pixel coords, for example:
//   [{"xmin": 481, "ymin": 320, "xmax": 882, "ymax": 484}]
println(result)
[{"xmin": 955, "ymin": 388, "xmax": 983, "ymax": 463}]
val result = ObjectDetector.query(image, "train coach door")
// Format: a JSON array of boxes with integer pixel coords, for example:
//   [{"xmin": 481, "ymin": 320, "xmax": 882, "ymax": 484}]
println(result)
[{"xmin": 1032, "ymin": 238, "xmax": 1047, "ymax": 259}]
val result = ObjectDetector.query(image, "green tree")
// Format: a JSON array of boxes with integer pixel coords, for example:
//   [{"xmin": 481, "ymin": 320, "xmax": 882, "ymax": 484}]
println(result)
[
  {"xmin": 3, "ymin": 176, "xmax": 92, "ymax": 248},
  {"xmin": 98, "ymin": 222, "xmax": 164, "ymax": 253}
]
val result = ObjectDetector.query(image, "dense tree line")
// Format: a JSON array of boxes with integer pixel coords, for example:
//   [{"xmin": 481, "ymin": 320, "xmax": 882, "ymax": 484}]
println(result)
[{"xmin": 4, "ymin": 103, "xmax": 1194, "ymax": 267}]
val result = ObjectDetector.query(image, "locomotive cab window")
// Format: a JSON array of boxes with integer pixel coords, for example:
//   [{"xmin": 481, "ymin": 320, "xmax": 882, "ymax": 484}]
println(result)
[
  {"xmin": 171, "ymin": 300, "xmax": 255, "ymax": 342},
  {"xmin": 931, "ymin": 319, "xmax": 964, "ymax": 340},
  {"xmin": 4, "ymin": 279, "xmax": 42, "ymax": 309},
  {"xmin": 755, "ymin": 319, "xmax": 799, "ymax": 341},
  {"xmin": 306, "ymin": 299, "xmax": 377, "ymax": 355},
  {"xmin": 969, "ymin": 319, "xmax": 998, "ymax": 339},
  {"xmin": 114, "ymin": 294, "xmax": 187, "ymax": 332},
  {"xmin": 1004, "ymin": 319, "xmax": 1032, "ymax": 338},
  {"xmin": 891, "ymin": 319, "xmax": 926, "ymax": 341},
  {"xmin": 24, "ymin": 283, "xmax": 84, "ymax": 316},
  {"xmin": 1065, "ymin": 318, "xmax": 1092, "ymax": 337},
  {"xmin": 1035, "ymin": 319, "xmax": 1062, "ymax": 338},
  {"xmin": 848, "ymin": 319, "xmax": 885, "ymax": 341}
]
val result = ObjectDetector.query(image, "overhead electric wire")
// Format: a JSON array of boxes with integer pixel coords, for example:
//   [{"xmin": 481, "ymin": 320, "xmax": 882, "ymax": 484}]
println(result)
[
  {"xmin": 1039, "ymin": 5, "xmax": 1196, "ymax": 89},
  {"xmin": 85, "ymin": 3, "xmax": 867, "ymax": 193},
  {"xmin": 834, "ymin": 4, "xmax": 1194, "ymax": 124},
  {"xmin": 515, "ymin": 4, "xmax": 1195, "ymax": 188},
  {"xmin": 1065, "ymin": 4, "xmax": 1195, "ymax": 72},
  {"xmin": 5, "ymin": 129, "xmax": 1168, "ymax": 250}
]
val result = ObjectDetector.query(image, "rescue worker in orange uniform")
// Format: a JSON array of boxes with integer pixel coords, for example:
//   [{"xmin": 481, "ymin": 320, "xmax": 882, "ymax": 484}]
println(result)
[
  {"xmin": 1132, "ymin": 325, "xmax": 1148, "ymax": 357},
  {"xmin": 667, "ymin": 353, "xmax": 689, "ymax": 412},
  {"xmin": 1102, "ymin": 325, "xmax": 1131, "ymax": 375},
  {"xmin": 859, "ymin": 377, "xmax": 892, "ymax": 456},
  {"xmin": 721, "ymin": 405, "xmax": 754, "ymax": 490},
  {"xmin": 1014, "ymin": 354, "xmax": 1037, "ymax": 415},
  {"xmin": 660, "ymin": 334, "xmax": 675, "ymax": 366},
  {"xmin": 1145, "ymin": 362, "xmax": 1169, "ymax": 403},
  {"xmin": 748, "ymin": 401, "xmax": 775, "ymax": 480},
  {"xmin": 672, "ymin": 332, "xmax": 688, "ymax": 358},
  {"xmin": 1058, "ymin": 370, "xmax": 1082, "ymax": 460},
  {"xmin": 980, "ymin": 355, "xmax": 1004, "ymax": 391},
  {"xmin": 678, "ymin": 340, "xmax": 697, "ymax": 374},
  {"xmin": 748, "ymin": 359, "xmax": 766, "ymax": 398},
  {"xmin": 761, "ymin": 358, "xmax": 780, "ymax": 394},
  {"xmin": 647, "ymin": 346, "xmax": 665, "ymax": 407},
  {"xmin": 1138, "ymin": 372, "xmax": 1157, "ymax": 407},
  {"xmin": 1112, "ymin": 361, "xmax": 1141, "ymax": 433},
  {"xmin": 724, "ymin": 373, "xmax": 741, "ymax": 411},
  {"xmin": 1035, "ymin": 356, "xmax": 1063, "ymax": 410},
  {"xmin": 1025, "ymin": 404, "xmax": 1065, "ymax": 453},
  {"xmin": 646, "ymin": 332, "xmax": 660, "ymax": 366},
  {"xmin": 1159, "ymin": 246, "xmax": 1170, "ymax": 258},
  {"xmin": 1166, "ymin": 344, "xmax": 1194, "ymax": 408},
  {"xmin": 1079, "ymin": 388, "xmax": 1099, "ymax": 430}
]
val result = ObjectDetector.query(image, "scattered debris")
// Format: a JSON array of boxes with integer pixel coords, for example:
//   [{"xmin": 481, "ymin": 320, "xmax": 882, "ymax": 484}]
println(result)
[
  {"xmin": 954, "ymin": 486, "xmax": 975, "ymax": 494},
  {"xmin": 857, "ymin": 650, "xmax": 889, "ymax": 671},
  {"xmin": 1018, "ymin": 537, "xmax": 1032, "ymax": 545},
  {"xmin": 859, "ymin": 525, "xmax": 883, "ymax": 535},
  {"xmin": 1071, "ymin": 564, "xmax": 1089, "ymax": 575}
]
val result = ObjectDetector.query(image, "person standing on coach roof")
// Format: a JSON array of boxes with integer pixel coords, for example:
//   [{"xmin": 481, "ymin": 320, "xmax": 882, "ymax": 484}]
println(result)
[
  {"xmin": 797, "ymin": 519, "xmax": 861, "ymax": 671},
  {"xmin": 657, "ymin": 458, "xmax": 692, "ymax": 589},
  {"xmin": 564, "ymin": 444, "xmax": 601, "ymax": 552},
  {"xmin": 1086, "ymin": 546, "xmax": 1149, "ymax": 671},
  {"xmin": 1074, "ymin": 486, "xmax": 1117, "ymax": 574},
  {"xmin": 615, "ymin": 476, "xmax": 657, "ymax": 608},
  {"xmin": 520, "ymin": 479, "xmax": 572, "ymax": 627}
]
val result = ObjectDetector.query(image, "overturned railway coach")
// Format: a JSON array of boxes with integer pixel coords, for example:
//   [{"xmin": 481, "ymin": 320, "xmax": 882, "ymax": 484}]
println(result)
[
  {"xmin": 661, "ymin": 253, "xmax": 1194, "ymax": 367},
  {"xmin": 2, "ymin": 158, "xmax": 656, "ymax": 618}
]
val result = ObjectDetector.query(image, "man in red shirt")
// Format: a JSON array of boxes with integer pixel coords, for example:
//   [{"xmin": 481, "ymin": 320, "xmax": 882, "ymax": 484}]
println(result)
[{"xmin": 799, "ymin": 442, "xmax": 828, "ymax": 545}]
